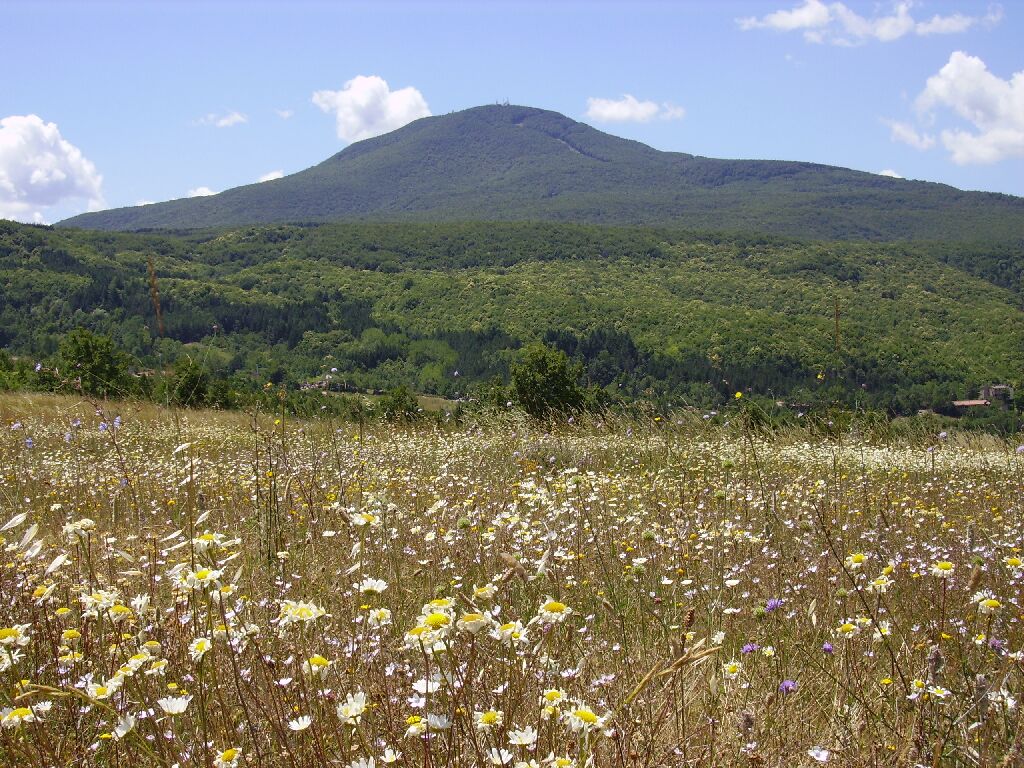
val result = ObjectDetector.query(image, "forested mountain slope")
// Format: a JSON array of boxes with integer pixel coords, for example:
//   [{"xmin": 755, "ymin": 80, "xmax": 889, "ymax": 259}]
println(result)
[
  {"xmin": 4, "ymin": 219, "xmax": 1022, "ymax": 413},
  {"xmin": 60, "ymin": 105, "xmax": 1024, "ymax": 242}
]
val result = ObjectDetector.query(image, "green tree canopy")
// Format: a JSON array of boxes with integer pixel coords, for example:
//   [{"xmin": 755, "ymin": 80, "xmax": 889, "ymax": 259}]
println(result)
[
  {"xmin": 58, "ymin": 329, "xmax": 129, "ymax": 397},
  {"xmin": 511, "ymin": 343, "xmax": 587, "ymax": 417}
]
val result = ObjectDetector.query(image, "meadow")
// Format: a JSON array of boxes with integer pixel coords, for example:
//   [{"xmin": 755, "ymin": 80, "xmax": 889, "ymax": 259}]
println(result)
[{"xmin": 1, "ymin": 392, "xmax": 1023, "ymax": 767}]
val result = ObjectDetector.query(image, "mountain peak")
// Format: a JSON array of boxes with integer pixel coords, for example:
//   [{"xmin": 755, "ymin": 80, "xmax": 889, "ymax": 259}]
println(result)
[{"xmin": 60, "ymin": 104, "xmax": 1024, "ymax": 241}]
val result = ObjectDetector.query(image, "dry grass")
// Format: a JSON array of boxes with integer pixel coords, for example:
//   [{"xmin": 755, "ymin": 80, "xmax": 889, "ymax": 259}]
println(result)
[{"xmin": 1, "ymin": 394, "xmax": 1022, "ymax": 767}]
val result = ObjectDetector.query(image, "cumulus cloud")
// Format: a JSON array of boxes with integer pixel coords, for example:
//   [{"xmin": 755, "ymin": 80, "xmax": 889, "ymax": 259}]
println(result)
[
  {"xmin": 884, "ymin": 119, "xmax": 936, "ymax": 150},
  {"xmin": 275, "ymin": 109, "xmax": 294, "ymax": 120},
  {"xmin": 738, "ymin": 1, "xmax": 1000, "ymax": 45},
  {"xmin": 187, "ymin": 186, "xmax": 216, "ymax": 198},
  {"xmin": 0, "ymin": 114, "xmax": 103, "ymax": 223},
  {"xmin": 915, "ymin": 51, "xmax": 1024, "ymax": 164},
  {"xmin": 258, "ymin": 170, "xmax": 284, "ymax": 182},
  {"xmin": 196, "ymin": 111, "xmax": 247, "ymax": 128},
  {"xmin": 312, "ymin": 75, "xmax": 431, "ymax": 143},
  {"xmin": 585, "ymin": 94, "xmax": 685, "ymax": 123},
  {"xmin": 877, "ymin": 169, "xmax": 903, "ymax": 178}
]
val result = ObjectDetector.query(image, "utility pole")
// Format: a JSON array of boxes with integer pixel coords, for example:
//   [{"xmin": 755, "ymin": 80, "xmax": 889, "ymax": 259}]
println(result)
[{"xmin": 833, "ymin": 296, "xmax": 841, "ymax": 353}]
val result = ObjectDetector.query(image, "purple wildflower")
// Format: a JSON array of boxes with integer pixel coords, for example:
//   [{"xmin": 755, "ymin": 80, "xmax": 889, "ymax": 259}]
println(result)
[
  {"xmin": 779, "ymin": 679, "xmax": 797, "ymax": 694},
  {"xmin": 741, "ymin": 643, "xmax": 761, "ymax": 655},
  {"xmin": 765, "ymin": 598, "xmax": 784, "ymax": 612},
  {"xmin": 822, "ymin": 642, "xmax": 834, "ymax": 654}
]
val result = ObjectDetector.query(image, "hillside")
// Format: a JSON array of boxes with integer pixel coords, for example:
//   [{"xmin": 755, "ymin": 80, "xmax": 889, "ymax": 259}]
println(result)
[
  {"xmin": 3, "ymin": 219, "xmax": 1022, "ymax": 416},
  {"xmin": 59, "ymin": 105, "xmax": 1024, "ymax": 241}
]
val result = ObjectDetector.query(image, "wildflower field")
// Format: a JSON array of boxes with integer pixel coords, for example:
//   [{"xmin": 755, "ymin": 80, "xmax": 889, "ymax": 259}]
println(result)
[{"xmin": 2, "ymin": 393, "xmax": 1023, "ymax": 767}]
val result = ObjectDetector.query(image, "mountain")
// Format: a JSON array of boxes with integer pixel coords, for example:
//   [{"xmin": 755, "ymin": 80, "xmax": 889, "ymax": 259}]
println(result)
[{"xmin": 59, "ymin": 105, "xmax": 1024, "ymax": 241}]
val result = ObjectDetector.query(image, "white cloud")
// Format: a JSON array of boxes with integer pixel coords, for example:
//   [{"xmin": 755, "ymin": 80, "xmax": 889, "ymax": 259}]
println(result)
[
  {"xmin": 0, "ymin": 114, "xmax": 103, "ymax": 223},
  {"xmin": 312, "ymin": 75, "xmax": 431, "ymax": 143},
  {"xmin": 915, "ymin": 51, "xmax": 1024, "ymax": 164},
  {"xmin": 738, "ymin": 1, "xmax": 1000, "ymax": 45},
  {"xmin": 196, "ymin": 111, "xmax": 247, "ymax": 128},
  {"xmin": 738, "ymin": 0, "xmax": 830, "ymax": 32},
  {"xmin": 258, "ymin": 170, "xmax": 284, "ymax": 182},
  {"xmin": 915, "ymin": 12, "xmax": 974, "ymax": 36},
  {"xmin": 877, "ymin": 169, "xmax": 903, "ymax": 178},
  {"xmin": 187, "ymin": 186, "xmax": 216, "ymax": 198},
  {"xmin": 659, "ymin": 104, "xmax": 687, "ymax": 121},
  {"xmin": 585, "ymin": 94, "xmax": 685, "ymax": 123},
  {"xmin": 275, "ymin": 109, "xmax": 294, "ymax": 120},
  {"xmin": 135, "ymin": 199, "xmax": 155, "ymax": 206},
  {"xmin": 884, "ymin": 119, "xmax": 936, "ymax": 150}
]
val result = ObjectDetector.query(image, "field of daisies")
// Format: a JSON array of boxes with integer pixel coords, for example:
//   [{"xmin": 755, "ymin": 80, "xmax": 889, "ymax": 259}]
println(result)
[{"xmin": 1, "ymin": 393, "xmax": 1023, "ymax": 767}]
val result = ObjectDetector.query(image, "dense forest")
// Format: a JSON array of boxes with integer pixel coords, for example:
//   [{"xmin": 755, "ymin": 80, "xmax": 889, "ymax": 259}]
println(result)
[{"xmin": 2, "ymin": 218, "xmax": 1022, "ymax": 425}]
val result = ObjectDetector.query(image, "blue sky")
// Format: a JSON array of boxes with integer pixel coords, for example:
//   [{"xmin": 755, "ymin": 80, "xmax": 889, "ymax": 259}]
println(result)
[{"xmin": 2, "ymin": 0, "xmax": 1022, "ymax": 223}]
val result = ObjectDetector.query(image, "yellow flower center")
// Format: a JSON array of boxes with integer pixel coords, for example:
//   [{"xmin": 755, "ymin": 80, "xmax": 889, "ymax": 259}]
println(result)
[
  {"xmin": 543, "ymin": 601, "xmax": 567, "ymax": 614},
  {"xmin": 424, "ymin": 612, "xmax": 450, "ymax": 629},
  {"xmin": 574, "ymin": 708, "xmax": 598, "ymax": 724}
]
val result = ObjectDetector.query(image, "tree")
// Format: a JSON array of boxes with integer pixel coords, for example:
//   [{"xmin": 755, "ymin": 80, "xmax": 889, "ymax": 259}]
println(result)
[
  {"xmin": 510, "ymin": 343, "xmax": 587, "ymax": 417},
  {"xmin": 58, "ymin": 329, "xmax": 128, "ymax": 397},
  {"xmin": 168, "ymin": 355, "xmax": 209, "ymax": 408},
  {"xmin": 377, "ymin": 385, "xmax": 420, "ymax": 421}
]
